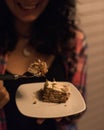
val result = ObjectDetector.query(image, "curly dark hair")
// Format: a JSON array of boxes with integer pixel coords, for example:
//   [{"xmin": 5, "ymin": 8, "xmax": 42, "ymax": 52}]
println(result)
[{"xmin": 0, "ymin": 0, "xmax": 77, "ymax": 55}]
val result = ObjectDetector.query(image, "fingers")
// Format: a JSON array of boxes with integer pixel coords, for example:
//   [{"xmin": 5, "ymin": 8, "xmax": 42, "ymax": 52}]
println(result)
[
  {"xmin": 0, "ymin": 81, "xmax": 10, "ymax": 109},
  {"xmin": 55, "ymin": 118, "xmax": 62, "ymax": 122},
  {"xmin": 36, "ymin": 118, "xmax": 45, "ymax": 124},
  {"xmin": 36, "ymin": 117, "xmax": 62, "ymax": 125}
]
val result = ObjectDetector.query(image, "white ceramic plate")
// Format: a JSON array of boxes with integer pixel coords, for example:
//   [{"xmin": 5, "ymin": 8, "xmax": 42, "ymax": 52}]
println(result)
[{"xmin": 15, "ymin": 82, "xmax": 86, "ymax": 118}]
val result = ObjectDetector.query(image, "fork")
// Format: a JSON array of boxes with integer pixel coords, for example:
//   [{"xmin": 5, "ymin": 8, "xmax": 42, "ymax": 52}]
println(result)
[{"xmin": 0, "ymin": 73, "xmax": 42, "ymax": 80}]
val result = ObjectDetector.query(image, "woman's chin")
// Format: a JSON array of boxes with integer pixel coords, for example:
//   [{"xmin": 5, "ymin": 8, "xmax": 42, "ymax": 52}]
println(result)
[{"xmin": 16, "ymin": 15, "xmax": 39, "ymax": 23}]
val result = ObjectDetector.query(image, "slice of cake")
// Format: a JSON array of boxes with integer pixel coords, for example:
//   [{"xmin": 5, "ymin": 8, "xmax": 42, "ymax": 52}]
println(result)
[
  {"xmin": 39, "ymin": 80, "xmax": 70, "ymax": 103},
  {"xmin": 27, "ymin": 59, "xmax": 48, "ymax": 76}
]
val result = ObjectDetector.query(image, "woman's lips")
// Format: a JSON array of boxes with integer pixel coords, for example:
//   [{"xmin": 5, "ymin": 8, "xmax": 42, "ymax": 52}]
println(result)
[
  {"xmin": 16, "ymin": 1, "xmax": 39, "ymax": 10},
  {"xmin": 18, "ymin": 4, "xmax": 37, "ymax": 10}
]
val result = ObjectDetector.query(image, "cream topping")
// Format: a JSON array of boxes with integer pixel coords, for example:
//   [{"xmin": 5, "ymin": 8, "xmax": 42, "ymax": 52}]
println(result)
[{"xmin": 44, "ymin": 81, "xmax": 70, "ymax": 93}]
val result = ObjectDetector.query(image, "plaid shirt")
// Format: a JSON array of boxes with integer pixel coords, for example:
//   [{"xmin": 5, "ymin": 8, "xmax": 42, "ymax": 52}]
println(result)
[
  {"xmin": 56, "ymin": 31, "xmax": 87, "ymax": 130},
  {"xmin": 0, "ymin": 31, "xmax": 87, "ymax": 130},
  {"xmin": 71, "ymin": 32, "xmax": 87, "ymax": 100},
  {"xmin": 0, "ymin": 55, "xmax": 8, "ymax": 130}
]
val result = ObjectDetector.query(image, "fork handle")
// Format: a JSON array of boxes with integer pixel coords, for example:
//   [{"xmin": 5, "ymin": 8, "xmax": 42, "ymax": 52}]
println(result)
[{"xmin": 0, "ymin": 74, "xmax": 19, "ymax": 80}]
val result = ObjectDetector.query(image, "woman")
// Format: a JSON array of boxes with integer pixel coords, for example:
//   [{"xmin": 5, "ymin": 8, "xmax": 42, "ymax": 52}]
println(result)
[{"xmin": 0, "ymin": 0, "xmax": 87, "ymax": 130}]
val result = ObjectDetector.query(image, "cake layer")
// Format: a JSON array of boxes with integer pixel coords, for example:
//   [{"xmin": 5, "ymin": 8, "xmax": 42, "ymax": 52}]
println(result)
[{"xmin": 39, "ymin": 80, "xmax": 70, "ymax": 103}]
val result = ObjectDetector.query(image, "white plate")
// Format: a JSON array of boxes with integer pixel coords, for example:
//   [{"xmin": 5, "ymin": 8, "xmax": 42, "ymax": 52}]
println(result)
[{"xmin": 15, "ymin": 82, "xmax": 86, "ymax": 118}]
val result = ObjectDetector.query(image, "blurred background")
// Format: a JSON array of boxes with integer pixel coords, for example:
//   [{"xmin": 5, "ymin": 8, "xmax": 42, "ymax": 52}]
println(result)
[{"xmin": 76, "ymin": 0, "xmax": 104, "ymax": 130}]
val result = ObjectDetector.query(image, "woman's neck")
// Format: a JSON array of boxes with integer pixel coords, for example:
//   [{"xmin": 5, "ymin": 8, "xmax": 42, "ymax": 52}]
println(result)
[{"xmin": 15, "ymin": 19, "xmax": 33, "ymax": 38}]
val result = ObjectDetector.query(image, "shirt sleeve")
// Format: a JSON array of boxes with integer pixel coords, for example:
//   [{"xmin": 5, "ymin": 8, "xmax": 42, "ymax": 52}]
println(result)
[
  {"xmin": 59, "ymin": 30, "xmax": 88, "ymax": 126},
  {"xmin": 0, "ymin": 54, "xmax": 7, "ymax": 74},
  {"xmin": 67, "ymin": 31, "xmax": 88, "ymax": 122},
  {"xmin": 0, "ymin": 54, "xmax": 7, "ymax": 130},
  {"xmin": 71, "ymin": 31, "xmax": 87, "ymax": 101}
]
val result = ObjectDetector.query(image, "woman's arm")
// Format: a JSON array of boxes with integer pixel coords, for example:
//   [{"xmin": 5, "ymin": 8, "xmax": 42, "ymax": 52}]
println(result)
[
  {"xmin": 0, "ymin": 81, "xmax": 10, "ymax": 109},
  {"xmin": 0, "ymin": 54, "xmax": 9, "ymax": 130},
  {"xmin": 72, "ymin": 30, "xmax": 87, "ymax": 101},
  {"xmin": 0, "ymin": 54, "xmax": 9, "ymax": 109},
  {"xmin": 60, "ymin": 30, "xmax": 88, "ymax": 125}
]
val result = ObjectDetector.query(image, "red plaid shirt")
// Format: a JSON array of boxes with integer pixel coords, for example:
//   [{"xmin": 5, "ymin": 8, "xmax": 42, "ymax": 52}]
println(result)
[
  {"xmin": 72, "ymin": 32, "xmax": 87, "ymax": 100},
  {"xmin": 0, "ymin": 55, "xmax": 8, "ymax": 130},
  {"xmin": 0, "ymin": 31, "xmax": 87, "ymax": 130}
]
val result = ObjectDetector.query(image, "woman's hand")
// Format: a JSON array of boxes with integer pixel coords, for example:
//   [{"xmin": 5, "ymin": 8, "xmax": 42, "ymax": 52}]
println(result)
[
  {"xmin": 36, "ymin": 118, "xmax": 62, "ymax": 124},
  {"xmin": 0, "ymin": 81, "xmax": 10, "ymax": 109}
]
